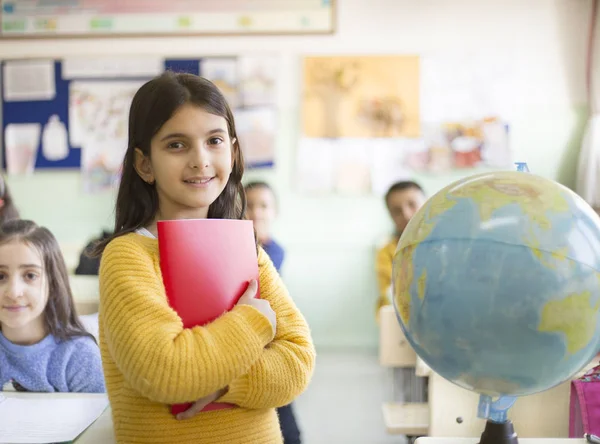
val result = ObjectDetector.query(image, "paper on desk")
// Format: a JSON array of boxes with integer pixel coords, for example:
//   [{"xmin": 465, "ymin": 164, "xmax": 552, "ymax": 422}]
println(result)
[{"xmin": 0, "ymin": 393, "xmax": 109, "ymax": 443}]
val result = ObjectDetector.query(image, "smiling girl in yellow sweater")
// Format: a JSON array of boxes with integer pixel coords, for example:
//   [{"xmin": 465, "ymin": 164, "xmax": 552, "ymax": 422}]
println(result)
[{"xmin": 93, "ymin": 72, "xmax": 315, "ymax": 444}]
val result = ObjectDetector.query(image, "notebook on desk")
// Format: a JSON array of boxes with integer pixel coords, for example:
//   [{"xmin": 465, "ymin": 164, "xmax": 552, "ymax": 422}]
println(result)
[{"xmin": 0, "ymin": 393, "xmax": 109, "ymax": 444}]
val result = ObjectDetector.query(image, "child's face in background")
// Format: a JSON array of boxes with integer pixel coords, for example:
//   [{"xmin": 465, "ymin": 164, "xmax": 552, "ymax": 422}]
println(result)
[
  {"xmin": 136, "ymin": 104, "xmax": 234, "ymax": 220},
  {"xmin": 0, "ymin": 241, "xmax": 48, "ymax": 345},
  {"xmin": 246, "ymin": 187, "xmax": 277, "ymax": 243},
  {"xmin": 386, "ymin": 187, "xmax": 426, "ymax": 234}
]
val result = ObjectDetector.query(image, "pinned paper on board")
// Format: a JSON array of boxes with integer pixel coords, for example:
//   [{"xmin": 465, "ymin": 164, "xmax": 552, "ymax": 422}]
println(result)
[
  {"xmin": 4, "ymin": 123, "xmax": 41, "ymax": 175},
  {"xmin": 2, "ymin": 60, "xmax": 56, "ymax": 102},
  {"xmin": 238, "ymin": 55, "xmax": 278, "ymax": 107},
  {"xmin": 331, "ymin": 139, "xmax": 372, "ymax": 194},
  {"xmin": 235, "ymin": 107, "xmax": 276, "ymax": 167},
  {"xmin": 69, "ymin": 81, "xmax": 141, "ymax": 192},
  {"xmin": 371, "ymin": 139, "xmax": 423, "ymax": 196},
  {"xmin": 302, "ymin": 55, "xmax": 420, "ymax": 139},
  {"xmin": 202, "ymin": 57, "xmax": 239, "ymax": 108}
]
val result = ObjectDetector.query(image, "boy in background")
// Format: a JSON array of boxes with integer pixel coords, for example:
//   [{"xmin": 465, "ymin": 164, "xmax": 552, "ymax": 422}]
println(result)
[
  {"xmin": 375, "ymin": 181, "xmax": 426, "ymax": 315},
  {"xmin": 245, "ymin": 181, "xmax": 302, "ymax": 444}
]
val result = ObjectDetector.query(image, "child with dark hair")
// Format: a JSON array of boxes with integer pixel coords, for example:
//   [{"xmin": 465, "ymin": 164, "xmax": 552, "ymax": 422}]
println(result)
[
  {"xmin": 93, "ymin": 72, "xmax": 315, "ymax": 444},
  {"xmin": 376, "ymin": 180, "xmax": 426, "ymax": 314},
  {"xmin": 0, "ymin": 219, "xmax": 104, "ymax": 393}
]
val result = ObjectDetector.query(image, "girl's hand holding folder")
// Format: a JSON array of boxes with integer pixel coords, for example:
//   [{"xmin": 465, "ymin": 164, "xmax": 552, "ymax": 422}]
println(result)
[{"xmin": 237, "ymin": 279, "xmax": 277, "ymax": 332}]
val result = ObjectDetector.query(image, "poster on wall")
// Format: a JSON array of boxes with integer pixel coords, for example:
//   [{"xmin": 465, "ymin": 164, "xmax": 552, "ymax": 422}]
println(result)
[
  {"xmin": 302, "ymin": 55, "xmax": 420, "ymax": 139},
  {"xmin": 70, "ymin": 81, "xmax": 142, "ymax": 193},
  {"xmin": 296, "ymin": 52, "xmax": 514, "ymax": 195},
  {"xmin": 201, "ymin": 54, "xmax": 279, "ymax": 169}
]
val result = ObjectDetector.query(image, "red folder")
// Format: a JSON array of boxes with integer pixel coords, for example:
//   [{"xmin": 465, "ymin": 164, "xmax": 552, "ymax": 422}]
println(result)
[{"xmin": 157, "ymin": 219, "xmax": 259, "ymax": 416}]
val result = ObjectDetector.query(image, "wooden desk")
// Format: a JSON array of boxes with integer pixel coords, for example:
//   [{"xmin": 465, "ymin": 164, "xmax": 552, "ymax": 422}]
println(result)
[{"xmin": 378, "ymin": 302, "xmax": 596, "ymax": 438}]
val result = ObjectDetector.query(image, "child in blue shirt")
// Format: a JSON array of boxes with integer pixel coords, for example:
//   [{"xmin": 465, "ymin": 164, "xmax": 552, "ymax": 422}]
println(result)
[
  {"xmin": 245, "ymin": 181, "xmax": 301, "ymax": 444},
  {"xmin": 0, "ymin": 219, "xmax": 105, "ymax": 393}
]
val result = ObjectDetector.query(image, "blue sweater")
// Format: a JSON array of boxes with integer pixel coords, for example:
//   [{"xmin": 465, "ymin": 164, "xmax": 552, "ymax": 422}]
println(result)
[
  {"xmin": 262, "ymin": 239, "xmax": 285, "ymax": 273},
  {"xmin": 0, "ymin": 332, "xmax": 105, "ymax": 393}
]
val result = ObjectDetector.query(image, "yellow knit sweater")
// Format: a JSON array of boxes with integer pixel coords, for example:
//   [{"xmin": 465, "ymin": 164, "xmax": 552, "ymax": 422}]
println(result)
[
  {"xmin": 375, "ymin": 236, "xmax": 400, "ymax": 316},
  {"xmin": 98, "ymin": 233, "xmax": 315, "ymax": 443}
]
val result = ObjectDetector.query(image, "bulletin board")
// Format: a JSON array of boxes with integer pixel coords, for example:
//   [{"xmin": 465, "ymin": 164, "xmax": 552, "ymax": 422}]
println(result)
[
  {"xmin": 1, "ymin": 55, "xmax": 279, "ymax": 192},
  {"xmin": 0, "ymin": 0, "xmax": 335, "ymax": 38}
]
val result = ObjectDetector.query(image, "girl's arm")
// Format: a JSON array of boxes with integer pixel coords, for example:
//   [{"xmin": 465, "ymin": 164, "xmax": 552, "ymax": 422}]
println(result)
[
  {"xmin": 65, "ymin": 337, "xmax": 106, "ymax": 393},
  {"xmin": 99, "ymin": 236, "xmax": 274, "ymax": 404},
  {"xmin": 218, "ymin": 248, "xmax": 316, "ymax": 409}
]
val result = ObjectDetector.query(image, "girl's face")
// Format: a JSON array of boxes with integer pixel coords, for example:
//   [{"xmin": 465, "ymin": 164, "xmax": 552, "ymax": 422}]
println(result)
[
  {"xmin": 0, "ymin": 240, "xmax": 48, "ymax": 345},
  {"xmin": 135, "ymin": 104, "xmax": 234, "ymax": 221}
]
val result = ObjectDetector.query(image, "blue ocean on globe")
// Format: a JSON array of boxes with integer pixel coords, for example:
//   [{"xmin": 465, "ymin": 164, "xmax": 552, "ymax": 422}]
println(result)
[{"xmin": 393, "ymin": 171, "xmax": 600, "ymax": 398}]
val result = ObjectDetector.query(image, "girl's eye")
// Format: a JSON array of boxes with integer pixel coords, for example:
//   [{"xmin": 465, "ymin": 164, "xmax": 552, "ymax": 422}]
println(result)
[
  {"xmin": 0, "ymin": 273, "xmax": 6, "ymax": 281},
  {"xmin": 168, "ymin": 142, "xmax": 185, "ymax": 150},
  {"xmin": 208, "ymin": 137, "xmax": 223, "ymax": 146},
  {"xmin": 24, "ymin": 272, "xmax": 39, "ymax": 282}
]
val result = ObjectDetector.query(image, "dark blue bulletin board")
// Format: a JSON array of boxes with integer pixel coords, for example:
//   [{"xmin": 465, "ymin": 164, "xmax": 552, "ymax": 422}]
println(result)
[{"xmin": 1, "ymin": 58, "xmax": 200, "ymax": 170}]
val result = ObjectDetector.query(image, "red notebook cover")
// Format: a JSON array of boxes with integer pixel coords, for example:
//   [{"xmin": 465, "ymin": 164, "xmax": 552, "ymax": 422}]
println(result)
[{"xmin": 157, "ymin": 219, "xmax": 259, "ymax": 416}]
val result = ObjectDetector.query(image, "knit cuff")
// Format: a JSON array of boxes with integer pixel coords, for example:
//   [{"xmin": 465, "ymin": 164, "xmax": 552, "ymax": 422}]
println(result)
[
  {"xmin": 234, "ymin": 305, "xmax": 275, "ymax": 345},
  {"xmin": 218, "ymin": 374, "xmax": 251, "ymax": 406}
]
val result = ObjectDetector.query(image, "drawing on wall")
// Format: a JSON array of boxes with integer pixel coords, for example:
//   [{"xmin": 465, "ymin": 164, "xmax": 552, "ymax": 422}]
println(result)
[
  {"xmin": 201, "ymin": 57, "xmax": 239, "ymax": 108},
  {"xmin": 235, "ymin": 107, "xmax": 276, "ymax": 168},
  {"xmin": 302, "ymin": 56, "xmax": 420, "ymax": 139},
  {"xmin": 238, "ymin": 55, "xmax": 278, "ymax": 107},
  {"xmin": 199, "ymin": 54, "xmax": 279, "ymax": 168},
  {"xmin": 69, "ymin": 81, "xmax": 142, "ymax": 192},
  {"xmin": 417, "ymin": 117, "xmax": 511, "ymax": 172}
]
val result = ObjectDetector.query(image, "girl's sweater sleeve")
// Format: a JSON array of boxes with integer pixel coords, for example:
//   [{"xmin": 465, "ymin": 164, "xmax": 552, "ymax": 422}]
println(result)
[
  {"xmin": 218, "ymin": 247, "xmax": 316, "ymax": 409},
  {"xmin": 98, "ymin": 236, "xmax": 274, "ymax": 404}
]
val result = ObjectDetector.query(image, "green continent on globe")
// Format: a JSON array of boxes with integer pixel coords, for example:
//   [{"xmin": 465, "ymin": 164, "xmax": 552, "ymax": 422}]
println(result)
[
  {"xmin": 447, "ymin": 174, "xmax": 569, "ymax": 230},
  {"xmin": 394, "ymin": 245, "xmax": 416, "ymax": 324},
  {"xmin": 538, "ymin": 289, "xmax": 600, "ymax": 354},
  {"xmin": 398, "ymin": 191, "xmax": 457, "ymax": 251}
]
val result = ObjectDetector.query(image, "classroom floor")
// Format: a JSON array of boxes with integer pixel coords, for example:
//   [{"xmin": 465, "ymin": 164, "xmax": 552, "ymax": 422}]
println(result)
[{"xmin": 294, "ymin": 350, "xmax": 407, "ymax": 444}]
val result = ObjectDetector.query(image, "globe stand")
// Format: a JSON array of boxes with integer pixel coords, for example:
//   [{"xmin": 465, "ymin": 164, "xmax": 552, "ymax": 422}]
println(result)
[
  {"xmin": 478, "ymin": 419, "xmax": 519, "ymax": 444},
  {"xmin": 477, "ymin": 395, "xmax": 518, "ymax": 444}
]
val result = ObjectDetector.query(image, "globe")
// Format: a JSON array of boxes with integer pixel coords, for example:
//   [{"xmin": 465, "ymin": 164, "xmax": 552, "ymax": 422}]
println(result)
[{"xmin": 392, "ymin": 171, "xmax": 600, "ymax": 403}]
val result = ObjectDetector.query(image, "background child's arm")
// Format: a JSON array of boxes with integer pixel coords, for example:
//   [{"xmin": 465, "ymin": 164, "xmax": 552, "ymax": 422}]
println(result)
[
  {"xmin": 99, "ymin": 238, "xmax": 275, "ymax": 404},
  {"xmin": 65, "ymin": 337, "xmax": 106, "ymax": 393},
  {"xmin": 218, "ymin": 248, "xmax": 316, "ymax": 409}
]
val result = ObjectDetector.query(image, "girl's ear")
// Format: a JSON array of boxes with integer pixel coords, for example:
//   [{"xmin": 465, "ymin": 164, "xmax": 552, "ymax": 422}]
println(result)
[{"xmin": 134, "ymin": 148, "xmax": 155, "ymax": 184}]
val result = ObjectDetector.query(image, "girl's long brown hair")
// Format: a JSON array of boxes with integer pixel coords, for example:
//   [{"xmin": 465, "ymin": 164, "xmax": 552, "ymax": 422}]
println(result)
[
  {"xmin": 0, "ymin": 219, "xmax": 94, "ymax": 342},
  {"xmin": 92, "ymin": 71, "xmax": 248, "ymax": 256}
]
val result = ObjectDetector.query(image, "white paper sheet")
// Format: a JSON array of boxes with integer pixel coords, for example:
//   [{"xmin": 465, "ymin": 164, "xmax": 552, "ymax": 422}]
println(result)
[
  {"xmin": 4, "ymin": 123, "xmax": 41, "ymax": 175},
  {"xmin": 235, "ymin": 106, "xmax": 276, "ymax": 166},
  {"xmin": 0, "ymin": 393, "xmax": 109, "ymax": 443},
  {"xmin": 238, "ymin": 55, "xmax": 278, "ymax": 107},
  {"xmin": 296, "ymin": 138, "xmax": 335, "ymax": 193},
  {"xmin": 331, "ymin": 139, "xmax": 372, "ymax": 194},
  {"xmin": 371, "ymin": 138, "xmax": 423, "ymax": 196},
  {"xmin": 201, "ymin": 57, "xmax": 239, "ymax": 108},
  {"xmin": 2, "ymin": 60, "xmax": 55, "ymax": 102}
]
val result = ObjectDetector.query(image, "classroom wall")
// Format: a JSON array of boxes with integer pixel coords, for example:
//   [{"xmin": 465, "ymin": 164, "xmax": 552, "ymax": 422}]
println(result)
[{"xmin": 0, "ymin": 0, "xmax": 592, "ymax": 350}]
